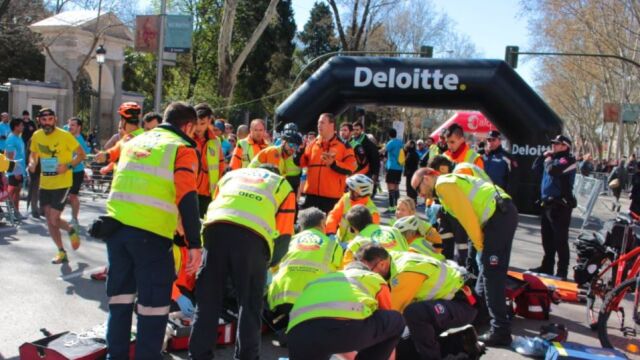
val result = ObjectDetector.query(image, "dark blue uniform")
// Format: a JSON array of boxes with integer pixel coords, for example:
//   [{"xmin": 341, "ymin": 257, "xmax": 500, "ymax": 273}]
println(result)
[
  {"xmin": 483, "ymin": 145, "xmax": 513, "ymax": 191},
  {"xmin": 532, "ymin": 149, "xmax": 577, "ymax": 278}
]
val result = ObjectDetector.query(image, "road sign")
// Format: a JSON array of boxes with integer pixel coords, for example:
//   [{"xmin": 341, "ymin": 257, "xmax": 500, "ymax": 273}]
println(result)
[
  {"xmin": 603, "ymin": 102, "xmax": 621, "ymax": 123},
  {"xmin": 164, "ymin": 15, "xmax": 193, "ymax": 53},
  {"xmin": 622, "ymin": 104, "xmax": 640, "ymax": 124}
]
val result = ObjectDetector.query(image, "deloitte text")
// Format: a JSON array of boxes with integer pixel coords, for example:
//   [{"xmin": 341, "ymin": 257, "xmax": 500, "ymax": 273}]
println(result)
[
  {"xmin": 353, "ymin": 66, "xmax": 461, "ymax": 91},
  {"xmin": 512, "ymin": 144, "xmax": 550, "ymax": 156}
]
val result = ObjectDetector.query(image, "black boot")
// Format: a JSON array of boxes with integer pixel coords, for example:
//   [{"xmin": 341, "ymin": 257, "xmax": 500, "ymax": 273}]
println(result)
[
  {"xmin": 478, "ymin": 329, "xmax": 512, "ymax": 347},
  {"xmin": 528, "ymin": 266, "xmax": 553, "ymax": 276}
]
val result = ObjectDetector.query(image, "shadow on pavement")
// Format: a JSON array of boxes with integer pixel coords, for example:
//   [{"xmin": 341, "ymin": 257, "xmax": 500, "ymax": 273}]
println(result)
[{"xmin": 61, "ymin": 262, "xmax": 109, "ymax": 312}]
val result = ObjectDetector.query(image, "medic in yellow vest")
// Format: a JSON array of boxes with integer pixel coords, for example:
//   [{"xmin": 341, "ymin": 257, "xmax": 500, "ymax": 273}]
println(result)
[
  {"xmin": 326, "ymin": 174, "xmax": 380, "ymax": 242},
  {"xmin": 229, "ymin": 118, "xmax": 268, "ymax": 170},
  {"xmin": 193, "ymin": 104, "xmax": 225, "ymax": 218},
  {"xmin": 267, "ymin": 207, "xmax": 343, "ymax": 322},
  {"xmin": 393, "ymin": 215, "xmax": 444, "ymax": 260},
  {"xmin": 341, "ymin": 204, "xmax": 408, "ymax": 267},
  {"xmin": 358, "ymin": 244, "xmax": 478, "ymax": 360},
  {"xmin": 249, "ymin": 130, "xmax": 303, "ymax": 179},
  {"xmin": 442, "ymin": 123, "xmax": 484, "ymax": 168},
  {"xmin": 411, "ymin": 167, "xmax": 518, "ymax": 347}
]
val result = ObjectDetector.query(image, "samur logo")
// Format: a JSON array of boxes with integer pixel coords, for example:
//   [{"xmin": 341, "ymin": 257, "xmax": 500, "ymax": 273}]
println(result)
[
  {"xmin": 372, "ymin": 229, "xmax": 397, "ymax": 249},
  {"xmin": 353, "ymin": 66, "xmax": 466, "ymax": 91},
  {"xmin": 295, "ymin": 233, "xmax": 323, "ymax": 251}
]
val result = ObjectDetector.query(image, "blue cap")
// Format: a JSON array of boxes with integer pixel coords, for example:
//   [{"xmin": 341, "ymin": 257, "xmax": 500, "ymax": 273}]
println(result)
[{"xmin": 214, "ymin": 120, "xmax": 225, "ymax": 132}]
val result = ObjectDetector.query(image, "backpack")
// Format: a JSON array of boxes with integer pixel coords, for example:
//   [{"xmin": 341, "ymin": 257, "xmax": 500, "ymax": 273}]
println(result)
[
  {"xmin": 514, "ymin": 274, "xmax": 557, "ymax": 320},
  {"xmin": 398, "ymin": 148, "xmax": 406, "ymax": 165}
]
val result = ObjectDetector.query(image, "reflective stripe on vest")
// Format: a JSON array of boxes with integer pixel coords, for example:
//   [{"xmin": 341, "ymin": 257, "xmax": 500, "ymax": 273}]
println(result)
[
  {"xmin": 391, "ymin": 251, "xmax": 462, "ymax": 302},
  {"xmin": 454, "ymin": 162, "xmax": 492, "ymax": 183},
  {"xmin": 290, "ymin": 301, "xmax": 365, "ymax": 321},
  {"xmin": 309, "ymin": 274, "xmax": 369, "ymax": 294},
  {"xmin": 270, "ymin": 290, "xmax": 302, "ymax": 303},
  {"xmin": 204, "ymin": 168, "xmax": 292, "ymax": 255},
  {"xmin": 206, "ymin": 137, "xmax": 222, "ymax": 194},
  {"xmin": 410, "ymin": 238, "xmax": 445, "ymax": 260},
  {"xmin": 106, "ymin": 128, "xmax": 186, "ymax": 239},
  {"xmin": 464, "ymin": 149, "xmax": 481, "ymax": 164},
  {"xmin": 279, "ymin": 259, "xmax": 331, "ymax": 273}
]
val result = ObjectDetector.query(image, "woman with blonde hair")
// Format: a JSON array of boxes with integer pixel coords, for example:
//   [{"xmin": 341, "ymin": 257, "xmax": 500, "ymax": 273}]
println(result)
[{"xmin": 395, "ymin": 196, "xmax": 442, "ymax": 253}]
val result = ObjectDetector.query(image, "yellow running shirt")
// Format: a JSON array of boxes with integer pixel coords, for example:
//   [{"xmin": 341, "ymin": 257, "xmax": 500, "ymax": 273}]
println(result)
[{"xmin": 30, "ymin": 128, "xmax": 80, "ymax": 190}]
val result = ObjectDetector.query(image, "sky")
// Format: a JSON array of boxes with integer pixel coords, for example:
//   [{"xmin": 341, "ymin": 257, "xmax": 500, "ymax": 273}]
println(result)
[{"xmin": 290, "ymin": 0, "xmax": 538, "ymax": 86}]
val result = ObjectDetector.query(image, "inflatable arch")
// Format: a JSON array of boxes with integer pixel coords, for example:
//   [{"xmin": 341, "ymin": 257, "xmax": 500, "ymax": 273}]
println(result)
[{"xmin": 275, "ymin": 56, "xmax": 564, "ymax": 213}]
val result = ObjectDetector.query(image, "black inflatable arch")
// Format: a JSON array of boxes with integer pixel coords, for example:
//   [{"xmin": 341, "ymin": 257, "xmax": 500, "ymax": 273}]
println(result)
[{"xmin": 275, "ymin": 56, "xmax": 564, "ymax": 213}]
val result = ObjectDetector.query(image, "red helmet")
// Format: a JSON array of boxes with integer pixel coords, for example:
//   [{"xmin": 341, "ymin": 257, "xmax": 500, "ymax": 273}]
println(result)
[{"xmin": 118, "ymin": 102, "xmax": 141, "ymax": 122}]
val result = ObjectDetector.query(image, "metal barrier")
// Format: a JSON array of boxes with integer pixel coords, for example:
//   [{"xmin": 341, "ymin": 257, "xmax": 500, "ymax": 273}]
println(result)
[
  {"xmin": 573, "ymin": 174, "xmax": 604, "ymax": 230},
  {"xmin": 78, "ymin": 155, "xmax": 113, "ymax": 200}
]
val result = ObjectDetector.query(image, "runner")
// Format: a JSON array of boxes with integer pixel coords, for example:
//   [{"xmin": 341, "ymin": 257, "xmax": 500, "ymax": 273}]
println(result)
[
  {"xmin": 66, "ymin": 117, "xmax": 91, "ymax": 229},
  {"xmin": 28, "ymin": 109, "xmax": 85, "ymax": 264}
]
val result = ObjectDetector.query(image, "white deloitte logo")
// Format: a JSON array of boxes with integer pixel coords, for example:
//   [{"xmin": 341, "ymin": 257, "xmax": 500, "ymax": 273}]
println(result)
[
  {"xmin": 512, "ymin": 144, "xmax": 550, "ymax": 156},
  {"xmin": 353, "ymin": 66, "xmax": 466, "ymax": 91}
]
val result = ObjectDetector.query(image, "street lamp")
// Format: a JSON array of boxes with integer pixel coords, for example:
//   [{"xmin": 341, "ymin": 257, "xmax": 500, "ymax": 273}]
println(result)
[{"xmin": 95, "ymin": 44, "xmax": 106, "ymax": 142}]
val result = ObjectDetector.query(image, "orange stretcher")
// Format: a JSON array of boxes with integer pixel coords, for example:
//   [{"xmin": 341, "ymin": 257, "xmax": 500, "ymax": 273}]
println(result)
[{"xmin": 508, "ymin": 270, "xmax": 581, "ymax": 303}]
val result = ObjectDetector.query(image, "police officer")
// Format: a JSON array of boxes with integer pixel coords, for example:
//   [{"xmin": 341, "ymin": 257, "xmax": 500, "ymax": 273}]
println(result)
[
  {"xmin": 104, "ymin": 102, "xmax": 202, "ymax": 359},
  {"xmin": 530, "ymin": 135, "xmax": 577, "ymax": 280},
  {"xmin": 189, "ymin": 166, "xmax": 296, "ymax": 360},
  {"xmin": 359, "ymin": 244, "xmax": 477, "ymax": 360},
  {"xmin": 411, "ymin": 168, "xmax": 518, "ymax": 346},
  {"xmin": 267, "ymin": 207, "xmax": 343, "ymax": 329},
  {"xmin": 483, "ymin": 130, "xmax": 514, "ymax": 192},
  {"xmin": 286, "ymin": 261, "xmax": 405, "ymax": 360}
]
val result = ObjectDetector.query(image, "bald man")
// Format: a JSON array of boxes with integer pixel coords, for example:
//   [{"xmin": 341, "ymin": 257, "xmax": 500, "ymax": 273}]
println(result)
[{"xmin": 230, "ymin": 119, "xmax": 268, "ymax": 170}]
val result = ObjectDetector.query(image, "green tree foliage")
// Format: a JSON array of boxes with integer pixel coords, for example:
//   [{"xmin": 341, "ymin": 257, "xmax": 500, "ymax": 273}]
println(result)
[
  {"xmin": 0, "ymin": 0, "xmax": 47, "ymax": 83},
  {"xmin": 298, "ymin": 1, "xmax": 339, "ymax": 71}
]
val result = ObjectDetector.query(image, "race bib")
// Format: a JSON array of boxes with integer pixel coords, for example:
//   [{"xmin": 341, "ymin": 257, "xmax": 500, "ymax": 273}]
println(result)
[{"xmin": 41, "ymin": 157, "xmax": 59, "ymax": 176}]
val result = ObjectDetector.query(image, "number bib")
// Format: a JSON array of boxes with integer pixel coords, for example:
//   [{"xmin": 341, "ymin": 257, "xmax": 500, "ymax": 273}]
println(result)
[{"xmin": 41, "ymin": 157, "xmax": 59, "ymax": 176}]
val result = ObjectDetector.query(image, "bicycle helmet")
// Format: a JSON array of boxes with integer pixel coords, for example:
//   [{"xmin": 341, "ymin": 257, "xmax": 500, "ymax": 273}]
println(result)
[
  {"xmin": 282, "ymin": 130, "xmax": 303, "ymax": 146},
  {"xmin": 283, "ymin": 122, "xmax": 299, "ymax": 133},
  {"xmin": 118, "ymin": 102, "xmax": 141, "ymax": 122},
  {"xmin": 393, "ymin": 215, "xmax": 427, "ymax": 236},
  {"xmin": 346, "ymin": 174, "xmax": 374, "ymax": 197}
]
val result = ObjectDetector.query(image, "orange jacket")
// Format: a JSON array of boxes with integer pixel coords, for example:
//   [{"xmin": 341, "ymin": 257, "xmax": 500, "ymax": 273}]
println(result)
[
  {"xmin": 326, "ymin": 195, "xmax": 381, "ymax": 235},
  {"xmin": 229, "ymin": 136, "xmax": 268, "ymax": 170},
  {"xmin": 444, "ymin": 142, "xmax": 484, "ymax": 168},
  {"xmin": 300, "ymin": 135, "xmax": 356, "ymax": 199},
  {"xmin": 171, "ymin": 246, "xmax": 195, "ymax": 301},
  {"xmin": 194, "ymin": 130, "xmax": 225, "ymax": 197}
]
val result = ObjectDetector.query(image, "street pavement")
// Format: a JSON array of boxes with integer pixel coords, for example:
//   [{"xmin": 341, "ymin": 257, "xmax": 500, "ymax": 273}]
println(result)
[{"xmin": 0, "ymin": 187, "xmax": 626, "ymax": 360}]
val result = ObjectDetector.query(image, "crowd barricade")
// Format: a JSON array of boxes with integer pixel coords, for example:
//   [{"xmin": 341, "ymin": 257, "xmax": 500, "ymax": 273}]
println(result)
[
  {"xmin": 573, "ymin": 174, "xmax": 604, "ymax": 230},
  {"xmin": 78, "ymin": 155, "xmax": 113, "ymax": 200}
]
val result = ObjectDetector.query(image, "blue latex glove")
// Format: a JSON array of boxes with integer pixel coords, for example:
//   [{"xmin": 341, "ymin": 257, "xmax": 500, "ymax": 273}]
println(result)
[
  {"xmin": 329, "ymin": 234, "xmax": 336, "ymax": 241},
  {"xmin": 176, "ymin": 295, "xmax": 194, "ymax": 317}
]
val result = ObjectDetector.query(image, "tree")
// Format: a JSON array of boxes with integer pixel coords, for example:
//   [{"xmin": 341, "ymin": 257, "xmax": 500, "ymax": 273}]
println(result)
[
  {"xmin": 216, "ymin": 0, "xmax": 280, "ymax": 103},
  {"xmin": 298, "ymin": 1, "xmax": 339, "ymax": 68},
  {"xmin": 0, "ymin": 0, "xmax": 47, "ymax": 83}
]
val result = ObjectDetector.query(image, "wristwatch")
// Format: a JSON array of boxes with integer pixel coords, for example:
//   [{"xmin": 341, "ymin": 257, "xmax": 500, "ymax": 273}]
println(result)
[{"xmin": 67, "ymin": 163, "xmax": 73, "ymax": 170}]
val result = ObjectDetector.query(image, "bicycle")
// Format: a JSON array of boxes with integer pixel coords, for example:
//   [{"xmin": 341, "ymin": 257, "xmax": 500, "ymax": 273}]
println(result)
[
  {"xmin": 597, "ymin": 275, "xmax": 640, "ymax": 358},
  {"xmin": 584, "ymin": 212, "xmax": 640, "ymax": 329}
]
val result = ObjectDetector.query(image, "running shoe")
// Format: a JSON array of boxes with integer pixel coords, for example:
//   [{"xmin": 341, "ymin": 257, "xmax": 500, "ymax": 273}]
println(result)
[
  {"xmin": 68, "ymin": 228, "xmax": 81, "ymax": 250},
  {"xmin": 71, "ymin": 218, "xmax": 80, "ymax": 234},
  {"xmin": 51, "ymin": 250, "xmax": 68, "ymax": 264}
]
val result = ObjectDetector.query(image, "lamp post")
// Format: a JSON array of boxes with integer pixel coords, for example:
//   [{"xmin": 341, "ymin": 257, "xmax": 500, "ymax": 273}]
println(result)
[{"xmin": 95, "ymin": 44, "xmax": 106, "ymax": 142}]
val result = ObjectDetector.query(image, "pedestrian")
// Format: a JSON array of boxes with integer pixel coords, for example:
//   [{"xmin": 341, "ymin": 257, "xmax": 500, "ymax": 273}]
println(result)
[
  {"xmin": 608, "ymin": 157, "xmax": 628, "ymax": 210},
  {"xmin": 66, "ymin": 117, "xmax": 91, "ymax": 229},
  {"xmin": 95, "ymin": 102, "xmax": 143, "ymax": 166},
  {"xmin": 193, "ymin": 104, "xmax": 225, "ymax": 218},
  {"xmin": 483, "ymin": 130, "xmax": 514, "ymax": 191},
  {"xmin": 350, "ymin": 121, "xmax": 380, "ymax": 197},
  {"xmin": 28, "ymin": 108, "xmax": 85, "ymax": 263},
  {"xmin": 443, "ymin": 124, "xmax": 484, "ymax": 168},
  {"xmin": 267, "ymin": 207, "xmax": 343, "ymax": 337},
  {"xmin": 579, "ymin": 153, "xmax": 594, "ymax": 177},
  {"xmin": 286, "ymin": 260, "xmax": 404, "ymax": 360},
  {"xmin": 236, "ymin": 124, "xmax": 249, "ymax": 140},
  {"xmin": 325, "ymin": 174, "xmax": 380, "ymax": 243},
  {"xmin": 627, "ymin": 153, "xmax": 637, "ymax": 175},
  {"xmin": 339, "ymin": 121, "xmax": 352, "ymax": 142},
  {"xmin": 142, "ymin": 111, "xmax": 162, "ymax": 131},
  {"xmin": 189, "ymin": 166, "xmax": 296, "ymax": 360},
  {"xmin": 360, "ymin": 244, "xmax": 476, "ymax": 359},
  {"xmin": 300, "ymin": 113, "xmax": 356, "ymax": 213},
  {"xmin": 0, "ymin": 112, "xmax": 11, "ymax": 153},
  {"xmin": 20, "ymin": 110, "xmax": 37, "ymax": 149},
  {"xmin": 416, "ymin": 139, "xmax": 427, "ymax": 159},
  {"xmin": 230, "ymin": 119, "xmax": 268, "ymax": 170},
  {"xmin": 343, "ymin": 204, "xmax": 409, "ymax": 266},
  {"xmin": 26, "ymin": 112, "xmax": 42, "ymax": 218},
  {"xmin": 5, "ymin": 117, "xmax": 26, "ymax": 217},
  {"xmin": 225, "ymin": 122, "xmax": 234, "ymax": 138},
  {"xmin": 404, "ymin": 139, "xmax": 420, "ymax": 202},
  {"xmin": 530, "ymin": 135, "xmax": 577, "ymax": 280},
  {"xmin": 383, "ymin": 128, "xmax": 403, "ymax": 213},
  {"xmin": 411, "ymin": 167, "xmax": 518, "ymax": 346},
  {"xmin": 103, "ymin": 102, "xmax": 202, "ymax": 360}
]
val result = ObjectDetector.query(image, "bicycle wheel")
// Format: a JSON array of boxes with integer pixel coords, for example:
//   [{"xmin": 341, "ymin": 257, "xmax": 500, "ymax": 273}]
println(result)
[
  {"xmin": 598, "ymin": 277, "xmax": 640, "ymax": 358},
  {"xmin": 586, "ymin": 259, "xmax": 615, "ymax": 330}
]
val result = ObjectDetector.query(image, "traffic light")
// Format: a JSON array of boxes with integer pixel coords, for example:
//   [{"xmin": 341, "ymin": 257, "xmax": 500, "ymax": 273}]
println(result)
[
  {"xmin": 505, "ymin": 46, "xmax": 519, "ymax": 68},
  {"xmin": 420, "ymin": 45, "xmax": 434, "ymax": 58}
]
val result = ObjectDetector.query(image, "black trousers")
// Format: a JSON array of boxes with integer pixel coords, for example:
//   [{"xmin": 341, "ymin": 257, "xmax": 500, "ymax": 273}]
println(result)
[
  {"xmin": 287, "ymin": 310, "xmax": 405, "ymax": 360},
  {"xmin": 540, "ymin": 204, "xmax": 573, "ymax": 277},
  {"xmin": 189, "ymin": 223, "xmax": 269, "ymax": 360},
  {"xmin": 475, "ymin": 199, "xmax": 518, "ymax": 334},
  {"xmin": 302, "ymin": 194, "xmax": 340, "ymax": 214},
  {"xmin": 404, "ymin": 296, "xmax": 477, "ymax": 360},
  {"xmin": 405, "ymin": 171, "xmax": 417, "ymax": 202}
]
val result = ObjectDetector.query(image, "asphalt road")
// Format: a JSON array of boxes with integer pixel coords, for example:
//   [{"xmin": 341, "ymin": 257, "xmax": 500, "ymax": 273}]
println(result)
[{"xmin": 0, "ymin": 188, "xmax": 624, "ymax": 360}]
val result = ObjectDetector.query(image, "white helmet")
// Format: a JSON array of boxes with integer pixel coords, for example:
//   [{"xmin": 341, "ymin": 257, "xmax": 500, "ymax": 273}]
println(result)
[
  {"xmin": 346, "ymin": 174, "xmax": 374, "ymax": 197},
  {"xmin": 393, "ymin": 215, "xmax": 427, "ymax": 236}
]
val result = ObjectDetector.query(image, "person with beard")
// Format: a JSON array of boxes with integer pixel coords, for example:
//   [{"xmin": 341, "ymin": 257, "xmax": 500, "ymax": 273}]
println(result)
[
  {"xmin": 350, "ymin": 121, "xmax": 380, "ymax": 197},
  {"xmin": 411, "ymin": 167, "xmax": 517, "ymax": 347},
  {"xmin": 28, "ymin": 108, "xmax": 85, "ymax": 263}
]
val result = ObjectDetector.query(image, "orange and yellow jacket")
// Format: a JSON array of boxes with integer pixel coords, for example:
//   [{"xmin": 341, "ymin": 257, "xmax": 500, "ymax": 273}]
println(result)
[{"xmin": 300, "ymin": 135, "xmax": 356, "ymax": 199}]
